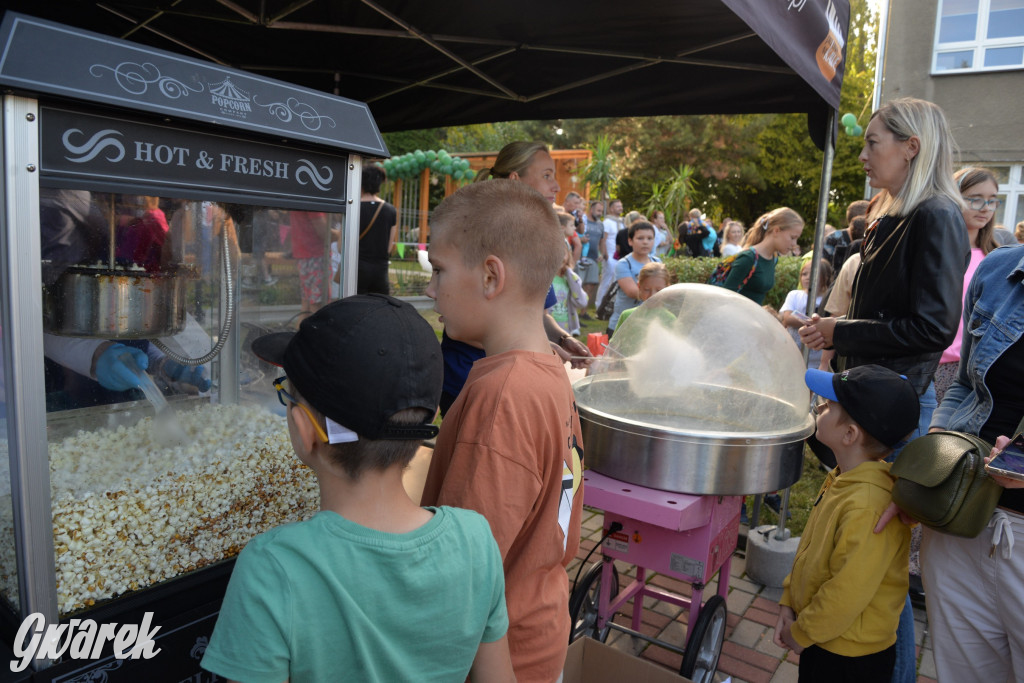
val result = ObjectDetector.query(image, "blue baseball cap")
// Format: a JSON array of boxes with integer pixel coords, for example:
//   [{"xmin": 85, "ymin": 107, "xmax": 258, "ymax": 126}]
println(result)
[{"xmin": 805, "ymin": 365, "xmax": 920, "ymax": 448}]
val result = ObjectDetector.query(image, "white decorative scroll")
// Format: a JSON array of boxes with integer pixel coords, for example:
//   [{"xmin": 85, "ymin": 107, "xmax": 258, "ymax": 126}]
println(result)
[
  {"xmin": 61, "ymin": 128, "xmax": 125, "ymax": 163},
  {"xmin": 89, "ymin": 61, "xmax": 203, "ymax": 99},
  {"xmin": 294, "ymin": 159, "xmax": 335, "ymax": 191}
]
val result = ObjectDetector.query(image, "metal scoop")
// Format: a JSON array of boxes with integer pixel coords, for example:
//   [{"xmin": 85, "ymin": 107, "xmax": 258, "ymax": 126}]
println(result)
[{"xmin": 120, "ymin": 352, "xmax": 190, "ymax": 447}]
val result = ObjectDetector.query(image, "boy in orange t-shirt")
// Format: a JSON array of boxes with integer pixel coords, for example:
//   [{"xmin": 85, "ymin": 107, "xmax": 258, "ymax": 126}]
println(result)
[{"xmin": 420, "ymin": 180, "xmax": 585, "ymax": 682}]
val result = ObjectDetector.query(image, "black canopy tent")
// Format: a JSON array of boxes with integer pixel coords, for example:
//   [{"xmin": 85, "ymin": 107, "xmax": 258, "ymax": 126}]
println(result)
[{"xmin": 1, "ymin": 0, "xmax": 849, "ymax": 134}]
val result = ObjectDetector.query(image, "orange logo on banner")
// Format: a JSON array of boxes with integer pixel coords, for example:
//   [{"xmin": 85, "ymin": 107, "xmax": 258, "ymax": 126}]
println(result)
[{"xmin": 816, "ymin": 1, "xmax": 845, "ymax": 82}]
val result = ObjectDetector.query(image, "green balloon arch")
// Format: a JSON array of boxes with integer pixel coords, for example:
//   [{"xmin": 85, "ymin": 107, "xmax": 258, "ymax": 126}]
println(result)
[{"xmin": 379, "ymin": 150, "xmax": 476, "ymax": 182}]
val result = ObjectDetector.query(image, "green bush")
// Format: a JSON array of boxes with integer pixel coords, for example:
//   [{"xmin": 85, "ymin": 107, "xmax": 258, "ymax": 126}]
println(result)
[{"xmin": 663, "ymin": 254, "xmax": 802, "ymax": 311}]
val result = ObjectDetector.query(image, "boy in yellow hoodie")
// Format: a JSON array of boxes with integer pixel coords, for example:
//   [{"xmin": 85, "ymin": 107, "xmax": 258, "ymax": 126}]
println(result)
[{"xmin": 774, "ymin": 365, "xmax": 919, "ymax": 682}]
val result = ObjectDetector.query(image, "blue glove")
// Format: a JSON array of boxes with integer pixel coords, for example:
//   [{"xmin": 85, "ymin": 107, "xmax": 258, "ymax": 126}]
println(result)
[
  {"xmin": 94, "ymin": 344, "xmax": 148, "ymax": 391},
  {"xmin": 160, "ymin": 359, "xmax": 211, "ymax": 394}
]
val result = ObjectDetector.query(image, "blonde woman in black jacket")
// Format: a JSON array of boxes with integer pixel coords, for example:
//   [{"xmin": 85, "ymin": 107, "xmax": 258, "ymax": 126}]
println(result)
[{"xmin": 799, "ymin": 97, "xmax": 969, "ymax": 683}]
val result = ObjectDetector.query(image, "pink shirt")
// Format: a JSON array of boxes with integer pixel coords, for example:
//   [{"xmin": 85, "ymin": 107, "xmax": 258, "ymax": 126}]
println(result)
[{"xmin": 940, "ymin": 247, "xmax": 986, "ymax": 364}]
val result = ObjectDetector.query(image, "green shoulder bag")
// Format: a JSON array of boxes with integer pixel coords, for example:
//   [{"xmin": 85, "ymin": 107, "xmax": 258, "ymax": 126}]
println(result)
[{"xmin": 890, "ymin": 431, "xmax": 1003, "ymax": 538}]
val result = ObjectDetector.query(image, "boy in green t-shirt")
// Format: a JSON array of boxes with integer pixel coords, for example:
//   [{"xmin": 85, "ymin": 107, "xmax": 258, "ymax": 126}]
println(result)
[{"xmin": 201, "ymin": 295, "xmax": 514, "ymax": 683}]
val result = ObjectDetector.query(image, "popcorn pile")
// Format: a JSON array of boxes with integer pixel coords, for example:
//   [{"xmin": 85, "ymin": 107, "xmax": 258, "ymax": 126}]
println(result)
[{"xmin": 0, "ymin": 404, "xmax": 318, "ymax": 616}]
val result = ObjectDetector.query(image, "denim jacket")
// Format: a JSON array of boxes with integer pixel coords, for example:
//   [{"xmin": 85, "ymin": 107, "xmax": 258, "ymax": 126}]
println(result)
[{"xmin": 931, "ymin": 245, "xmax": 1024, "ymax": 435}]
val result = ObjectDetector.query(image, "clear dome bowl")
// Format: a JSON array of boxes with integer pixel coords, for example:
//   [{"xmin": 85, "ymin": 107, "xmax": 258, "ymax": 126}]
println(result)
[{"xmin": 574, "ymin": 283, "xmax": 814, "ymax": 494}]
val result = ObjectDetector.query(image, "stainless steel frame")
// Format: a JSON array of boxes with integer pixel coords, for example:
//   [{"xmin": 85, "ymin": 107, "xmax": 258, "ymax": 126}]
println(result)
[
  {"xmin": 342, "ymin": 155, "xmax": 363, "ymax": 297},
  {"xmin": 1, "ymin": 95, "xmax": 60, "ymax": 630}
]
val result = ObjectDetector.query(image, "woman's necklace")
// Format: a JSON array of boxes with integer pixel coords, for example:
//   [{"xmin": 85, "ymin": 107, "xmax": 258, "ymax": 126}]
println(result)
[{"xmin": 863, "ymin": 215, "xmax": 885, "ymax": 239}]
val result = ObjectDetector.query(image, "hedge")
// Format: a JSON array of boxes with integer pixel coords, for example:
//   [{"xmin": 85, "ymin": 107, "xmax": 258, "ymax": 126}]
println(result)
[{"xmin": 662, "ymin": 255, "xmax": 803, "ymax": 311}]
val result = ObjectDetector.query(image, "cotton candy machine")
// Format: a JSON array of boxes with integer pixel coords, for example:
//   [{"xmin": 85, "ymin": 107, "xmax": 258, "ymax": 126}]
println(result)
[{"xmin": 574, "ymin": 283, "xmax": 813, "ymax": 495}]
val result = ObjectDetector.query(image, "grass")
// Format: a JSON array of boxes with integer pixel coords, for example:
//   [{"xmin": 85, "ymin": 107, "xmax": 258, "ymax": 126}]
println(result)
[
  {"xmin": 754, "ymin": 447, "xmax": 828, "ymax": 536},
  {"xmin": 418, "ymin": 308, "xmax": 443, "ymax": 341}
]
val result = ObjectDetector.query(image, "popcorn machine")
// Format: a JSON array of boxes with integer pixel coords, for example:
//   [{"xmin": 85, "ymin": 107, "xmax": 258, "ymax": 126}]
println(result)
[{"xmin": 0, "ymin": 13, "xmax": 387, "ymax": 680}]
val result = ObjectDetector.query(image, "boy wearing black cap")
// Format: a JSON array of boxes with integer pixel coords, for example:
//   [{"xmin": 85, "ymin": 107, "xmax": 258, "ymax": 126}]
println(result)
[
  {"xmin": 200, "ymin": 294, "xmax": 514, "ymax": 683},
  {"xmin": 420, "ymin": 180, "xmax": 584, "ymax": 682},
  {"xmin": 774, "ymin": 365, "xmax": 919, "ymax": 682}
]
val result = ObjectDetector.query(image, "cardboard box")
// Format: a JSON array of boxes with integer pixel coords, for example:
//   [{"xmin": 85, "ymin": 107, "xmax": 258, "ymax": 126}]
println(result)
[{"xmin": 562, "ymin": 637, "xmax": 693, "ymax": 683}]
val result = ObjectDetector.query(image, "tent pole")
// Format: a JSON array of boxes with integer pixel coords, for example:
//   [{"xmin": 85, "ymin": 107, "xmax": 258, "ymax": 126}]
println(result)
[
  {"xmin": 805, "ymin": 107, "xmax": 836, "ymax": 325},
  {"xmin": 782, "ymin": 106, "xmax": 837, "ymax": 542}
]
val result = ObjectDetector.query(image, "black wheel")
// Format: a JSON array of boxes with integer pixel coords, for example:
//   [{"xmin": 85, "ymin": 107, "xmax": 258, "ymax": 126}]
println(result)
[
  {"xmin": 568, "ymin": 561, "xmax": 619, "ymax": 644},
  {"xmin": 680, "ymin": 594, "xmax": 727, "ymax": 683}
]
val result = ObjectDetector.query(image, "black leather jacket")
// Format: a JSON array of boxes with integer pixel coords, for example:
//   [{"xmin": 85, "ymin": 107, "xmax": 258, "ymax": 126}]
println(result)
[{"xmin": 832, "ymin": 194, "xmax": 970, "ymax": 395}]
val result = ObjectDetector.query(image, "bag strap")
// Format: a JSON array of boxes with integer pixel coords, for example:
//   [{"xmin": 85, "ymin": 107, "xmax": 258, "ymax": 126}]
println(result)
[
  {"xmin": 359, "ymin": 202, "xmax": 385, "ymax": 241},
  {"xmin": 739, "ymin": 248, "xmax": 759, "ymax": 288}
]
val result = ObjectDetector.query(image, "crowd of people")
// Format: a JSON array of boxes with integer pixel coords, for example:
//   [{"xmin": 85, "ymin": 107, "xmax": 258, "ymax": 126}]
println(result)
[{"xmin": 196, "ymin": 96, "xmax": 1024, "ymax": 683}]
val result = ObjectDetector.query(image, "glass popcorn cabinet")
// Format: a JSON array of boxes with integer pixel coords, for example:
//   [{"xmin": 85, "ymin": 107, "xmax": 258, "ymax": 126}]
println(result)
[{"xmin": 0, "ymin": 13, "xmax": 387, "ymax": 680}]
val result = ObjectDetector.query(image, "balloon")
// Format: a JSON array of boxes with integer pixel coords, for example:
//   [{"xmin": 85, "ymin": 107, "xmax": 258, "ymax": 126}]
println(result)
[
  {"xmin": 442, "ymin": 162, "xmax": 453, "ymax": 175},
  {"xmin": 439, "ymin": 150, "xmax": 450, "ymax": 161},
  {"xmin": 841, "ymin": 112, "xmax": 857, "ymax": 127},
  {"xmin": 426, "ymin": 150, "xmax": 437, "ymax": 161},
  {"xmin": 845, "ymin": 126, "xmax": 854, "ymax": 136},
  {"xmin": 853, "ymin": 124, "xmax": 863, "ymax": 136},
  {"xmin": 465, "ymin": 169, "xmax": 476, "ymax": 180},
  {"xmin": 430, "ymin": 160, "xmax": 441, "ymax": 172},
  {"xmin": 414, "ymin": 150, "xmax": 426, "ymax": 164},
  {"xmin": 454, "ymin": 169, "xmax": 465, "ymax": 180}
]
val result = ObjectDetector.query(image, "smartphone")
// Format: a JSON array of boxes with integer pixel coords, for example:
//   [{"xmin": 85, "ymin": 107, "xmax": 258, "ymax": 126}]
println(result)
[
  {"xmin": 985, "ymin": 434, "xmax": 1024, "ymax": 482},
  {"xmin": 790, "ymin": 310, "xmax": 812, "ymax": 323}
]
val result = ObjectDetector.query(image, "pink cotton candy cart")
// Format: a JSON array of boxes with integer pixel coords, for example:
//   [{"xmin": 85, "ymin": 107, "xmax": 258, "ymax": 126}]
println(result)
[{"xmin": 568, "ymin": 471, "xmax": 743, "ymax": 683}]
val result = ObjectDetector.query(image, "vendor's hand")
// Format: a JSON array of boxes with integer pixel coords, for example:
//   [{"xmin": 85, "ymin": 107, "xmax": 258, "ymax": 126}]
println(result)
[
  {"xmin": 552, "ymin": 339, "xmax": 593, "ymax": 368},
  {"xmin": 561, "ymin": 335, "xmax": 592, "ymax": 369},
  {"xmin": 157, "ymin": 359, "xmax": 211, "ymax": 394},
  {"xmin": 798, "ymin": 315, "xmax": 837, "ymax": 351},
  {"xmin": 986, "ymin": 436, "xmax": 1024, "ymax": 489},
  {"xmin": 94, "ymin": 344, "xmax": 148, "ymax": 391},
  {"xmin": 874, "ymin": 501, "xmax": 916, "ymax": 533}
]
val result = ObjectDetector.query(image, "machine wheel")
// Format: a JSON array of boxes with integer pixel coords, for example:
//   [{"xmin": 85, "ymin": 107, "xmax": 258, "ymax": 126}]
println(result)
[
  {"xmin": 680, "ymin": 594, "xmax": 727, "ymax": 683},
  {"xmin": 568, "ymin": 561, "xmax": 620, "ymax": 644}
]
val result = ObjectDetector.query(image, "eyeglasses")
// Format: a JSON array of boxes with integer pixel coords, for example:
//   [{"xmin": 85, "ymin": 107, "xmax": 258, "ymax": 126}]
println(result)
[
  {"xmin": 273, "ymin": 376, "xmax": 329, "ymax": 443},
  {"xmin": 964, "ymin": 197, "xmax": 1002, "ymax": 211},
  {"xmin": 810, "ymin": 399, "xmax": 828, "ymax": 417}
]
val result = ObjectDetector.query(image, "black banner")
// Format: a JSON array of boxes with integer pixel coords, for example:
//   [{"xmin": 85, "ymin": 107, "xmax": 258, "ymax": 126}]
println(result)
[
  {"xmin": 722, "ymin": 0, "xmax": 849, "ymax": 111},
  {"xmin": 0, "ymin": 13, "xmax": 387, "ymax": 157},
  {"xmin": 41, "ymin": 108, "xmax": 348, "ymax": 207}
]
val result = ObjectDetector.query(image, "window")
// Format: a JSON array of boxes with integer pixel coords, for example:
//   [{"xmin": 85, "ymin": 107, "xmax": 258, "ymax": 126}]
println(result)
[
  {"xmin": 934, "ymin": 0, "xmax": 1024, "ymax": 73},
  {"xmin": 978, "ymin": 163, "xmax": 1024, "ymax": 234}
]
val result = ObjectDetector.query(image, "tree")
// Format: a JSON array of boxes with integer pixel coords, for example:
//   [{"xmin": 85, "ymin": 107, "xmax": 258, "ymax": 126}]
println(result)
[
  {"xmin": 381, "ymin": 129, "xmax": 443, "ymax": 157},
  {"xmin": 744, "ymin": 0, "xmax": 878, "ymax": 237},
  {"xmin": 581, "ymin": 135, "xmax": 618, "ymax": 203},
  {"xmin": 645, "ymin": 165, "xmax": 696, "ymax": 231},
  {"xmin": 600, "ymin": 114, "xmax": 768, "ymax": 220}
]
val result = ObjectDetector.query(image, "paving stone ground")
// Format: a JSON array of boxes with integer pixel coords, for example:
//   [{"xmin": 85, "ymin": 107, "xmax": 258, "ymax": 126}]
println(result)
[{"xmin": 569, "ymin": 506, "xmax": 936, "ymax": 683}]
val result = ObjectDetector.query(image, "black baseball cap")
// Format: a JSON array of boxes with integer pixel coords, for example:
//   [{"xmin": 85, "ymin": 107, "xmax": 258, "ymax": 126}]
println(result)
[
  {"xmin": 252, "ymin": 294, "xmax": 441, "ymax": 441},
  {"xmin": 805, "ymin": 365, "xmax": 920, "ymax": 448}
]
